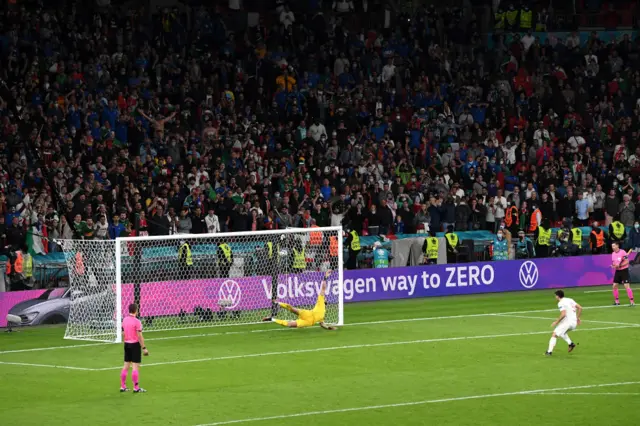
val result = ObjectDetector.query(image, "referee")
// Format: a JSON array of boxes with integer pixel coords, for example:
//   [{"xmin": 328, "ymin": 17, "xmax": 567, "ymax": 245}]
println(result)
[{"xmin": 120, "ymin": 304, "xmax": 149, "ymax": 393}]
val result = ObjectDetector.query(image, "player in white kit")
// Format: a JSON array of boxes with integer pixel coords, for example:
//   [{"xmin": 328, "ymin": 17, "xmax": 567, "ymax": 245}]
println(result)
[{"xmin": 545, "ymin": 290, "xmax": 582, "ymax": 356}]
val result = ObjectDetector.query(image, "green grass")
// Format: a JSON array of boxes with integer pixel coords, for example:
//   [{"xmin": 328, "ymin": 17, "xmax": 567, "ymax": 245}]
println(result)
[{"xmin": 1, "ymin": 287, "xmax": 640, "ymax": 426}]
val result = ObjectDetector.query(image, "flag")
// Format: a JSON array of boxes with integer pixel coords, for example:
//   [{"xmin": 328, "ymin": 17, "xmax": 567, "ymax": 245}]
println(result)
[{"xmin": 27, "ymin": 225, "xmax": 47, "ymax": 256}]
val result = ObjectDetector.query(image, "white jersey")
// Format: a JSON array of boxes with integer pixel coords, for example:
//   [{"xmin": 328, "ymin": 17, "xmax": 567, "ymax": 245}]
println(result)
[{"xmin": 558, "ymin": 297, "xmax": 578, "ymax": 323}]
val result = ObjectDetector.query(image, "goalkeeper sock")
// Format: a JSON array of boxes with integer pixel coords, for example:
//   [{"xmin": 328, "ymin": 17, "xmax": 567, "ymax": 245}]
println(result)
[
  {"xmin": 120, "ymin": 368, "xmax": 128, "ymax": 388},
  {"xmin": 278, "ymin": 302, "xmax": 295, "ymax": 313},
  {"xmin": 273, "ymin": 319, "xmax": 289, "ymax": 327},
  {"xmin": 132, "ymin": 370, "xmax": 140, "ymax": 391}
]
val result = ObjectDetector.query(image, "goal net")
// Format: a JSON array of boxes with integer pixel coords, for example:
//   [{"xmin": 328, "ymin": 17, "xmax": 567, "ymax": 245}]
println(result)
[{"xmin": 60, "ymin": 227, "xmax": 344, "ymax": 343}]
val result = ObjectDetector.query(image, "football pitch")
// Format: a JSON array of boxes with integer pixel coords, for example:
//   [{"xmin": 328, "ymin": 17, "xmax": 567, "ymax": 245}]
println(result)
[{"xmin": 1, "ymin": 287, "xmax": 639, "ymax": 426}]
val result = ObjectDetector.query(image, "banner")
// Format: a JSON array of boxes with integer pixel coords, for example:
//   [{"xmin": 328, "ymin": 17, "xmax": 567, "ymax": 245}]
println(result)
[
  {"xmin": 342, "ymin": 254, "xmax": 621, "ymax": 302},
  {"xmin": 0, "ymin": 255, "xmax": 629, "ymax": 326}
]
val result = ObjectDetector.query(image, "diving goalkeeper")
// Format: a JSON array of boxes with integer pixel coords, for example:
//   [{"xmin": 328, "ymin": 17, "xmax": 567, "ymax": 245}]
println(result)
[{"xmin": 271, "ymin": 270, "xmax": 336, "ymax": 330}]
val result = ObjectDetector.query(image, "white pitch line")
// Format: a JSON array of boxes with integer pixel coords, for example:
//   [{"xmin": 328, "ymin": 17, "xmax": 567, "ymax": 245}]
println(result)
[
  {"xmin": 0, "ymin": 342, "xmax": 111, "ymax": 355},
  {"xmin": 91, "ymin": 325, "xmax": 638, "ymax": 372},
  {"xmin": 533, "ymin": 392, "xmax": 640, "ymax": 396},
  {"xmin": 584, "ymin": 288, "xmax": 638, "ymax": 294},
  {"xmin": 0, "ymin": 304, "xmax": 624, "ymax": 355},
  {"xmin": 495, "ymin": 314, "xmax": 640, "ymax": 327},
  {"xmin": 0, "ymin": 361, "xmax": 95, "ymax": 371},
  {"xmin": 193, "ymin": 381, "xmax": 640, "ymax": 426}
]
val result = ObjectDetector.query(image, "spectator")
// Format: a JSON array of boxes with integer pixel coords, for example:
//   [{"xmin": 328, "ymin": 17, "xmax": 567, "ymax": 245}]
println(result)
[
  {"xmin": 575, "ymin": 193, "xmax": 590, "ymax": 226},
  {"xmin": 619, "ymin": 195, "xmax": 636, "ymax": 227},
  {"xmin": 206, "ymin": 208, "xmax": 221, "ymax": 234},
  {"xmin": 109, "ymin": 215, "xmax": 125, "ymax": 240},
  {"xmin": 95, "ymin": 216, "xmax": 109, "ymax": 240}
]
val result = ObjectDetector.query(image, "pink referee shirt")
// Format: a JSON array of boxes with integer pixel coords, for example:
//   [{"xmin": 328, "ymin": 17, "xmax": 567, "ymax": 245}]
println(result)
[
  {"xmin": 122, "ymin": 315, "xmax": 142, "ymax": 344},
  {"xmin": 612, "ymin": 249, "xmax": 629, "ymax": 270}
]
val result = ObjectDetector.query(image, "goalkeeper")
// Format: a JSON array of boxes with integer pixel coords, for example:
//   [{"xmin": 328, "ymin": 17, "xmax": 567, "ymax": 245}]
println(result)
[{"xmin": 271, "ymin": 270, "xmax": 336, "ymax": 330}]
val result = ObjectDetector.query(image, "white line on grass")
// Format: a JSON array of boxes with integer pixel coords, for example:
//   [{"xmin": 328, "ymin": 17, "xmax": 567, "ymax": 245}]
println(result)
[
  {"xmin": 534, "ymin": 392, "xmax": 640, "ymax": 396},
  {"xmin": 495, "ymin": 314, "xmax": 640, "ymax": 327},
  {"xmin": 0, "ymin": 342, "xmax": 110, "ymax": 355},
  {"xmin": 0, "ymin": 304, "xmax": 622, "ymax": 355},
  {"xmin": 91, "ymin": 324, "xmax": 638, "ymax": 371},
  {"xmin": 193, "ymin": 381, "xmax": 640, "ymax": 426},
  {"xmin": 583, "ymin": 287, "xmax": 639, "ymax": 294},
  {"xmin": 0, "ymin": 361, "xmax": 95, "ymax": 371}
]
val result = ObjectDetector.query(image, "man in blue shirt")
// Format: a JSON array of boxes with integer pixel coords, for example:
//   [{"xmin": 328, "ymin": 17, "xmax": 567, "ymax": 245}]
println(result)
[
  {"xmin": 575, "ymin": 191, "xmax": 590, "ymax": 227},
  {"xmin": 109, "ymin": 215, "xmax": 126, "ymax": 239},
  {"xmin": 463, "ymin": 155, "xmax": 478, "ymax": 176}
]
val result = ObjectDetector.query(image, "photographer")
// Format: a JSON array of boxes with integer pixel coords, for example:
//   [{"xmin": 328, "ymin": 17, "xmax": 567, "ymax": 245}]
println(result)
[{"xmin": 515, "ymin": 231, "xmax": 535, "ymax": 259}]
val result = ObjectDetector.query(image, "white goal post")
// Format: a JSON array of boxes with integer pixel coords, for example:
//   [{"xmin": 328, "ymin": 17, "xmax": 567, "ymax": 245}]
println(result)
[{"xmin": 60, "ymin": 226, "xmax": 344, "ymax": 343}]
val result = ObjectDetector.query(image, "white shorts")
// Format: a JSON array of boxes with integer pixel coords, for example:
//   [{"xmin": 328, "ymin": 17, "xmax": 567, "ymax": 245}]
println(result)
[{"xmin": 554, "ymin": 320, "xmax": 577, "ymax": 336}]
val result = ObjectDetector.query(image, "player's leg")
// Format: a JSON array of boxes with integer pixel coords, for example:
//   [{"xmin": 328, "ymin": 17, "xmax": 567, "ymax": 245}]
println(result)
[
  {"xmin": 623, "ymin": 274, "xmax": 635, "ymax": 305},
  {"xmin": 547, "ymin": 322, "xmax": 569, "ymax": 355},
  {"xmin": 546, "ymin": 331, "xmax": 558, "ymax": 355},
  {"xmin": 131, "ymin": 344, "xmax": 146, "ymax": 393},
  {"xmin": 273, "ymin": 310, "xmax": 312, "ymax": 328},
  {"xmin": 558, "ymin": 328, "xmax": 576, "ymax": 352},
  {"xmin": 277, "ymin": 302, "xmax": 300, "ymax": 315},
  {"xmin": 272, "ymin": 319, "xmax": 299, "ymax": 328},
  {"xmin": 120, "ymin": 360, "xmax": 131, "ymax": 392},
  {"xmin": 623, "ymin": 283, "xmax": 635, "ymax": 305},
  {"xmin": 613, "ymin": 281, "xmax": 620, "ymax": 305}
]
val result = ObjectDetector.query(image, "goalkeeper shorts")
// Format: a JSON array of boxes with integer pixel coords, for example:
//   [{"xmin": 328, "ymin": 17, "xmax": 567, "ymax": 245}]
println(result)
[{"xmin": 296, "ymin": 310, "xmax": 315, "ymax": 328}]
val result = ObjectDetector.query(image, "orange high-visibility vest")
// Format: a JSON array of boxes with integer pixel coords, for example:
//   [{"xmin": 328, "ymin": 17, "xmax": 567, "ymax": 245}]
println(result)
[
  {"xmin": 505, "ymin": 206, "xmax": 519, "ymax": 227},
  {"xmin": 309, "ymin": 225, "xmax": 323, "ymax": 246},
  {"xmin": 76, "ymin": 252, "xmax": 85, "ymax": 275},
  {"xmin": 529, "ymin": 209, "xmax": 541, "ymax": 232},
  {"xmin": 329, "ymin": 236, "xmax": 338, "ymax": 257},
  {"xmin": 6, "ymin": 252, "xmax": 23, "ymax": 274},
  {"xmin": 591, "ymin": 229, "xmax": 604, "ymax": 248}
]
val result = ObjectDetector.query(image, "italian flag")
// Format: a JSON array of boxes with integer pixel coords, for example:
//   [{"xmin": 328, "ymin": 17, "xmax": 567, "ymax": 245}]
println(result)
[{"xmin": 27, "ymin": 224, "xmax": 48, "ymax": 256}]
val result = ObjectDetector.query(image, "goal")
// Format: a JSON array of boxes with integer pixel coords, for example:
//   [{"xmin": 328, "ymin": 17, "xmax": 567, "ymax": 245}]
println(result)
[{"xmin": 59, "ymin": 227, "xmax": 344, "ymax": 343}]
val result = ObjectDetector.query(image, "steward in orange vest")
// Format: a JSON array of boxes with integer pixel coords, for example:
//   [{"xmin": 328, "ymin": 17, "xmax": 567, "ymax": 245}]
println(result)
[
  {"xmin": 6, "ymin": 251, "xmax": 23, "ymax": 275},
  {"xmin": 505, "ymin": 205, "xmax": 519, "ymax": 228},
  {"xmin": 529, "ymin": 207, "xmax": 541, "ymax": 232},
  {"xmin": 6, "ymin": 249, "xmax": 30, "ymax": 291},
  {"xmin": 590, "ymin": 222, "xmax": 605, "ymax": 254}
]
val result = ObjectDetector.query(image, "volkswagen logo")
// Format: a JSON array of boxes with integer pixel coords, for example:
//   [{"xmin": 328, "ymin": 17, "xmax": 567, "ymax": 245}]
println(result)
[
  {"xmin": 519, "ymin": 261, "xmax": 539, "ymax": 289},
  {"xmin": 218, "ymin": 280, "xmax": 242, "ymax": 309}
]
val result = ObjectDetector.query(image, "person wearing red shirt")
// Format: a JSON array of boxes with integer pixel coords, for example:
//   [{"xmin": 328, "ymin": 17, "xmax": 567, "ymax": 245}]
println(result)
[{"xmin": 536, "ymin": 142, "xmax": 553, "ymax": 167}]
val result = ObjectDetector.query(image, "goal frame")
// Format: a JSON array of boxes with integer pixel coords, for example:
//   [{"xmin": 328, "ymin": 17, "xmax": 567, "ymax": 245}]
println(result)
[{"xmin": 105, "ymin": 226, "xmax": 344, "ymax": 343}]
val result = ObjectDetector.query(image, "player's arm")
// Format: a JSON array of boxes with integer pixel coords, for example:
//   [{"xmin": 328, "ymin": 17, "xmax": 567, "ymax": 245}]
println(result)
[
  {"xmin": 551, "ymin": 310, "xmax": 566, "ymax": 327},
  {"xmin": 575, "ymin": 303, "xmax": 583, "ymax": 325},
  {"xmin": 137, "ymin": 329, "xmax": 149, "ymax": 356},
  {"xmin": 619, "ymin": 255, "xmax": 629, "ymax": 269},
  {"xmin": 319, "ymin": 322, "xmax": 337, "ymax": 331},
  {"xmin": 320, "ymin": 270, "xmax": 331, "ymax": 294},
  {"xmin": 319, "ymin": 271, "xmax": 336, "ymax": 330}
]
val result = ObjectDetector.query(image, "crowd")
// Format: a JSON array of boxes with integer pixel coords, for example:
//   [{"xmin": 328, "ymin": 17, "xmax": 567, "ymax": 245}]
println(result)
[{"xmin": 0, "ymin": 0, "xmax": 639, "ymax": 272}]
